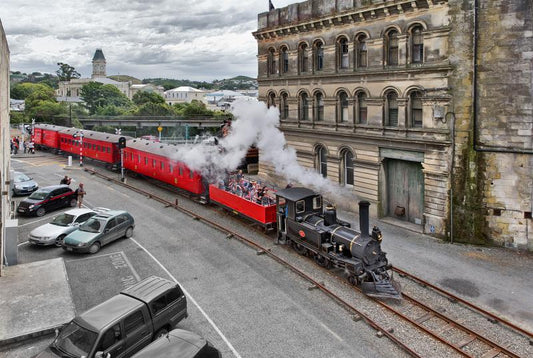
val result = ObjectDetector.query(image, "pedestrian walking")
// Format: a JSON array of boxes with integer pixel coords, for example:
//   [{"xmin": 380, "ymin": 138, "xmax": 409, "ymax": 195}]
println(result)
[
  {"xmin": 28, "ymin": 141, "xmax": 35, "ymax": 154},
  {"xmin": 76, "ymin": 183, "xmax": 86, "ymax": 208}
]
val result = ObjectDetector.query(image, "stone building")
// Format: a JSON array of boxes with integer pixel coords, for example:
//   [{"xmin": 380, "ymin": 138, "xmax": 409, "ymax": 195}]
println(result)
[
  {"xmin": 164, "ymin": 86, "xmax": 206, "ymax": 105},
  {"xmin": 56, "ymin": 49, "xmax": 132, "ymax": 101},
  {"xmin": 254, "ymin": 0, "xmax": 532, "ymax": 250},
  {"xmin": 1, "ymin": 20, "xmax": 11, "ymax": 274}
]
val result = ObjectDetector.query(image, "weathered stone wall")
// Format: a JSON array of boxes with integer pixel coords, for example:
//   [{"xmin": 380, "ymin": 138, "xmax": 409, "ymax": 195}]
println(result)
[{"xmin": 448, "ymin": 0, "xmax": 533, "ymax": 249}]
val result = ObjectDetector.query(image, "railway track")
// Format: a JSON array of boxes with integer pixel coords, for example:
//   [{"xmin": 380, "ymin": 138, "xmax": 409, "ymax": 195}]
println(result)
[{"xmin": 86, "ymin": 167, "xmax": 532, "ymax": 357}]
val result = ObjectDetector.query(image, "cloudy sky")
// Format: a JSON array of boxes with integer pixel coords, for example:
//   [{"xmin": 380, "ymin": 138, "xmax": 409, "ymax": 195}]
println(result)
[{"xmin": 1, "ymin": 0, "xmax": 296, "ymax": 81}]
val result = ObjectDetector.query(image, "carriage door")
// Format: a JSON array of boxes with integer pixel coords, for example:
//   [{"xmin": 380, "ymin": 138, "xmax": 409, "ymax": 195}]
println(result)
[
  {"xmin": 386, "ymin": 159, "xmax": 424, "ymax": 225},
  {"xmin": 277, "ymin": 197, "xmax": 287, "ymax": 235}
]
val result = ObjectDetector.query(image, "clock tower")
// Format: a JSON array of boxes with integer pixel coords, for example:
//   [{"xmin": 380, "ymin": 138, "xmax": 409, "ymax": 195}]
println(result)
[{"xmin": 91, "ymin": 49, "xmax": 106, "ymax": 79}]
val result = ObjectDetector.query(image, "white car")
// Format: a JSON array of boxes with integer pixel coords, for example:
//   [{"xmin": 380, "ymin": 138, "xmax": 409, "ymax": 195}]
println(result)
[{"xmin": 28, "ymin": 208, "xmax": 108, "ymax": 247}]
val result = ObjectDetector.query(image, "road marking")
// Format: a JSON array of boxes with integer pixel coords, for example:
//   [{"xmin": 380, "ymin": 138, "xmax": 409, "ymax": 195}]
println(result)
[
  {"xmin": 18, "ymin": 216, "xmax": 51, "ymax": 227},
  {"xmin": 131, "ymin": 238, "xmax": 242, "ymax": 358}
]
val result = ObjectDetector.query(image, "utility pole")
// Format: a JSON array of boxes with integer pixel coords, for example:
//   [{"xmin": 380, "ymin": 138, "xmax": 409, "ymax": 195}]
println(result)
[{"xmin": 73, "ymin": 130, "xmax": 84, "ymax": 166}]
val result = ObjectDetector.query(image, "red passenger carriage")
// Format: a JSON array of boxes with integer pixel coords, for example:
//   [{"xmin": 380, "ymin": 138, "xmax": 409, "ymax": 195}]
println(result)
[
  {"xmin": 32, "ymin": 124, "xmax": 68, "ymax": 150},
  {"xmin": 58, "ymin": 128, "xmax": 126, "ymax": 167},
  {"xmin": 123, "ymin": 139, "xmax": 205, "ymax": 196}
]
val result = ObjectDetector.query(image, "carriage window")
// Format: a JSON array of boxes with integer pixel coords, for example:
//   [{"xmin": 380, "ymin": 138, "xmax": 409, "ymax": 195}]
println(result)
[
  {"xmin": 169, "ymin": 165, "xmax": 173, "ymax": 173},
  {"xmin": 97, "ymin": 145, "xmax": 100, "ymax": 151},
  {"xmin": 295, "ymin": 200, "xmax": 305, "ymax": 214},
  {"xmin": 189, "ymin": 171, "xmax": 194, "ymax": 179},
  {"xmin": 144, "ymin": 157, "xmax": 148, "ymax": 165},
  {"xmin": 138, "ymin": 155, "xmax": 141, "ymax": 163},
  {"xmin": 152, "ymin": 159, "xmax": 156, "ymax": 168},
  {"xmin": 160, "ymin": 162, "xmax": 164, "ymax": 170},
  {"xmin": 179, "ymin": 167, "xmax": 183, "ymax": 176},
  {"xmin": 313, "ymin": 196, "xmax": 322, "ymax": 210}
]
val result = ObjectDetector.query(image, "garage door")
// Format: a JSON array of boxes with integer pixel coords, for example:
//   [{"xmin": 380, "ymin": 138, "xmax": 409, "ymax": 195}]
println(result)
[{"xmin": 386, "ymin": 159, "xmax": 424, "ymax": 225}]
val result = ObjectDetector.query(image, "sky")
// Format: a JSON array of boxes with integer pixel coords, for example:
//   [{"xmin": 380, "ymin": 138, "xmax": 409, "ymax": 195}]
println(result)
[{"xmin": 0, "ymin": 0, "xmax": 297, "ymax": 81}]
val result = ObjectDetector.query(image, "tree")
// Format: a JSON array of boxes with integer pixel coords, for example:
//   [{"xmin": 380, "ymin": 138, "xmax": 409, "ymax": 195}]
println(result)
[
  {"xmin": 56, "ymin": 62, "xmax": 81, "ymax": 81},
  {"xmin": 132, "ymin": 91, "xmax": 165, "ymax": 106},
  {"xmin": 135, "ymin": 102, "xmax": 172, "ymax": 116},
  {"xmin": 11, "ymin": 83, "xmax": 53, "ymax": 100},
  {"xmin": 80, "ymin": 82, "xmax": 132, "ymax": 115}
]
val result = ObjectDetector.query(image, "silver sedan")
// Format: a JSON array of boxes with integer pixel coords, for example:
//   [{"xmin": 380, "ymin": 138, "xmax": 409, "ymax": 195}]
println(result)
[{"xmin": 28, "ymin": 208, "xmax": 108, "ymax": 247}]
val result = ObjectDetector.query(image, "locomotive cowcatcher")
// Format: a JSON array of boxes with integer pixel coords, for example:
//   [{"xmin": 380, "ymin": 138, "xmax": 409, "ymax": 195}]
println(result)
[{"xmin": 275, "ymin": 187, "xmax": 401, "ymax": 300}]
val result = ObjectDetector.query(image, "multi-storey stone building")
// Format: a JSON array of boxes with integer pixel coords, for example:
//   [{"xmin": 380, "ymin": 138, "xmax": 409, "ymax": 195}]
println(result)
[{"xmin": 254, "ymin": 0, "xmax": 532, "ymax": 250}]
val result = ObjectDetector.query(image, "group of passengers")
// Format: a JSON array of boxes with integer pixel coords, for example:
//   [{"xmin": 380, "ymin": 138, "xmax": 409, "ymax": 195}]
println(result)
[{"xmin": 218, "ymin": 170, "xmax": 274, "ymax": 206}]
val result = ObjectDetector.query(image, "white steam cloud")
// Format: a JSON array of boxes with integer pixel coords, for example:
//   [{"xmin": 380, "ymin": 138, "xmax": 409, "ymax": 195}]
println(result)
[{"xmin": 172, "ymin": 99, "xmax": 356, "ymax": 200}]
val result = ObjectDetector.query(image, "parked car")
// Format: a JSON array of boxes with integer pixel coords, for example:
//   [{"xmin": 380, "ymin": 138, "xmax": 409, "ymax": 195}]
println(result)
[
  {"xmin": 28, "ymin": 208, "xmax": 109, "ymax": 247},
  {"xmin": 131, "ymin": 329, "xmax": 221, "ymax": 358},
  {"xmin": 62, "ymin": 210, "xmax": 134, "ymax": 254},
  {"xmin": 33, "ymin": 276, "xmax": 188, "ymax": 358},
  {"xmin": 17, "ymin": 185, "xmax": 77, "ymax": 217},
  {"xmin": 11, "ymin": 171, "xmax": 38, "ymax": 196}
]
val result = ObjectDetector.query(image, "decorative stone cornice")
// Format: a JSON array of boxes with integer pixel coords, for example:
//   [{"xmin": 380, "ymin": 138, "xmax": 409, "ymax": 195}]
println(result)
[{"xmin": 253, "ymin": 0, "xmax": 449, "ymax": 40}]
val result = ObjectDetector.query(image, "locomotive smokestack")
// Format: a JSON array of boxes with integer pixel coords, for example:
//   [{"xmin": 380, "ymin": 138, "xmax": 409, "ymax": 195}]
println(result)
[{"xmin": 359, "ymin": 201, "xmax": 370, "ymax": 238}]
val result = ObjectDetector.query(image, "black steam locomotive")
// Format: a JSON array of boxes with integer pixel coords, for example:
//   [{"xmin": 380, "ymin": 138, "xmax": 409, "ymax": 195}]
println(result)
[{"xmin": 275, "ymin": 187, "xmax": 401, "ymax": 300}]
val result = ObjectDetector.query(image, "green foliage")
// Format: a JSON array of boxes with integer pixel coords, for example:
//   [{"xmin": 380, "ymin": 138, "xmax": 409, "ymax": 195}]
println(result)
[
  {"xmin": 132, "ymin": 91, "xmax": 165, "ymax": 106},
  {"xmin": 182, "ymin": 100, "xmax": 211, "ymax": 116},
  {"xmin": 135, "ymin": 102, "xmax": 172, "ymax": 116},
  {"xmin": 9, "ymin": 111, "xmax": 26, "ymax": 124},
  {"xmin": 80, "ymin": 82, "xmax": 133, "ymax": 115},
  {"xmin": 142, "ymin": 78, "xmax": 215, "ymax": 91},
  {"xmin": 26, "ymin": 101, "xmax": 67, "ymax": 123},
  {"xmin": 96, "ymin": 105, "xmax": 130, "ymax": 116},
  {"xmin": 11, "ymin": 83, "xmax": 54, "ymax": 100},
  {"xmin": 10, "ymin": 72, "xmax": 59, "ymax": 89},
  {"xmin": 56, "ymin": 63, "xmax": 81, "ymax": 81}
]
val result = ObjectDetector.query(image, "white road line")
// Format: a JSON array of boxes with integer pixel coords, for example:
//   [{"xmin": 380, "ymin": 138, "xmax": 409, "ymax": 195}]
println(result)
[
  {"xmin": 64, "ymin": 251, "xmax": 125, "ymax": 263},
  {"xmin": 130, "ymin": 238, "xmax": 242, "ymax": 358},
  {"xmin": 18, "ymin": 216, "xmax": 51, "ymax": 227},
  {"xmin": 120, "ymin": 251, "xmax": 141, "ymax": 282}
]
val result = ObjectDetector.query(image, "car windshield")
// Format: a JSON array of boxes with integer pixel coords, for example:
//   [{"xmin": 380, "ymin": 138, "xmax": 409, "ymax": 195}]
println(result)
[
  {"xmin": 79, "ymin": 217, "xmax": 106, "ymax": 233},
  {"xmin": 15, "ymin": 173, "xmax": 31, "ymax": 182},
  {"xmin": 28, "ymin": 191, "xmax": 49, "ymax": 200},
  {"xmin": 53, "ymin": 321, "xmax": 97, "ymax": 357},
  {"xmin": 51, "ymin": 213, "xmax": 75, "ymax": 226}
]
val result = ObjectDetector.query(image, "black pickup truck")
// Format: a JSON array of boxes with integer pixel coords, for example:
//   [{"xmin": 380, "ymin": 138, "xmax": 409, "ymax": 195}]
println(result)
[{"xmin": 34, "ymin": 276, "xmax": 188, "ymax": 358}]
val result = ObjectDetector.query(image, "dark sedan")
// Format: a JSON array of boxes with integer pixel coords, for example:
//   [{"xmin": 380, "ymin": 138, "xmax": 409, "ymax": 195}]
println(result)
[{"xmin": 17, "ymin": 185, "xmax": 77, "ymax": 217}]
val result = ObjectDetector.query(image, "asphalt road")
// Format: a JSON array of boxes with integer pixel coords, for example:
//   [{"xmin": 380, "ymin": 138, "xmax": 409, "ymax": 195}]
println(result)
[{"xmin": 6, "ymin": 153, "xmax": 406, "ymax": 358}]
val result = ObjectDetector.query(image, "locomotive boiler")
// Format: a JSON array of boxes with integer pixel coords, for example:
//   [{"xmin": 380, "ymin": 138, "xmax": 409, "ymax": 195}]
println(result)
[{"xmin": 275, "ymin": 187, "xmax": 401, "ymax": 300}]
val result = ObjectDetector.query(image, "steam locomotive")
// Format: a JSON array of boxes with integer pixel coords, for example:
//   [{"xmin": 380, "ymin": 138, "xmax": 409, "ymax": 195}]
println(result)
[{"xmin": 275, "ymin": 187, "xmax": 401, "ymax": 299}]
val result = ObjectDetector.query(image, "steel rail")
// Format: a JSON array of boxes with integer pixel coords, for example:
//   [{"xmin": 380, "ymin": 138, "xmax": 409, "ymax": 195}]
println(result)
[
  {"xmin": 85, "ymin": 168, "xmax": 422, "ymax": 357},
  {"xmin": 394, "ymin": 267, "xmax": 533, "ymax": 340}
]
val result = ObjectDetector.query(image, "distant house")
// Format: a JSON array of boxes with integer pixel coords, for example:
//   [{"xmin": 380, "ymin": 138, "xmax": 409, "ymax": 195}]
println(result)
[
  {"xmin": 131, "ymin": 83, "xmax": 164, "ymax": 98},
  {"xmin": 164, "ymin": 86, "xmax": 206, "ymax": 105},
  {"xmin": 204, "ymin": 90, "xmax": 257, "ymax": 110},
  {"xmin": 9, "ymin": 99, "xmax": 25, "ymax": 111}
]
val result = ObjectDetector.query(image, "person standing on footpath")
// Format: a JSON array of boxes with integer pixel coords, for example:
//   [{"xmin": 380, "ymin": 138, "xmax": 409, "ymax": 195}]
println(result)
[{"xmin": 76, "ymin": 183, "xmax": 86, "ymax": 208}]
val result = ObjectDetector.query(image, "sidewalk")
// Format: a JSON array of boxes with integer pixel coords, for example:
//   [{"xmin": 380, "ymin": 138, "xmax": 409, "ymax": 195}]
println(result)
[
  {"xmin": 0, "ymin": 258, "xmax": 76, "ymax": 347},
  {"xmin": 338, "ymin": 210, "xmax": 533, "ymax": 333}
]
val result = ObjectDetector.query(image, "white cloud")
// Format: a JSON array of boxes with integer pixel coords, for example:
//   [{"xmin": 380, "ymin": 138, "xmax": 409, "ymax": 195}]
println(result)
[{"xmin": 1, "ymin": 0, "xmax": 297, "ymax": 80}]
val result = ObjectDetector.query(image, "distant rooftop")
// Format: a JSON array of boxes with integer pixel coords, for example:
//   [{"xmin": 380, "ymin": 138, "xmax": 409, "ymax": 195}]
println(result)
[{"xmin": 92, "ymin": 49, "xmax": 106, "ymax": 62}]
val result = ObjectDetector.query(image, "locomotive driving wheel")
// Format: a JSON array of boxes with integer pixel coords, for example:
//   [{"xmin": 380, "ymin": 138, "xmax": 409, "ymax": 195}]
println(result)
[
  {"xmin": 291, "ymin": 241, "xmax": 307, "ymax": 256},
  {"xmin": 348, "ymin": 275, "xmax": 358, "ymax": 286},
  {"xmin": 314, "ymin": 254, "xmax": 331, "ymax": 269}
]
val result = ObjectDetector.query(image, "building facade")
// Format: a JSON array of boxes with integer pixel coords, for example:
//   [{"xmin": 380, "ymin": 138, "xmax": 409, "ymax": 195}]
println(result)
[
  {"xmin": 254, "ymin": 0, "xmax": 532, "ymax": 249},
  {"xmin": 164, "ymin": 86, "xmax": 206, "ymax": 105},
  {"xmin": 56, "ymin": 49, "xmax": 132, "ymax": 101},
  {"xmin": 1, "ymin": 20, "xmax": 11, "ymax": 274}
]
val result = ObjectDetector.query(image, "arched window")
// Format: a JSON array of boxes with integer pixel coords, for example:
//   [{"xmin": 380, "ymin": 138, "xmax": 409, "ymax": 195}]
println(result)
[
  {"xmin": 410, "ymin": 25, "xmax": 424, "ymax": 64},
  {"xmin": 355, "ymin": 34, "xmax": 367, "ymax": 68},
  {"xmin": 338, "ymin": 91, "xmax": 349, "ymax": 122},
  {"xmin": 385, "ymin": 29, "xmax": 399, "ymax": 66},
  {"xmin": 281, "ymin": 92, "xmax": 289, "ymax": 119},
  {"xmin": 356, "ymin": 92, "xmax": 367, "ymax": 124},
  {"xmin": 299, "ymin": 92, "xmax": 309, "ymax": 121},
  {"xmin": 316, "ymin": 146, "xmax": 327, "ymax": 177},
  {"xmin": 314, "ymin": 41, "xmax": 324, "ymax": 71},
  {"xmin": 314, "ymin": 92, "xmax": 324, "ymax": 121},
  {"xmin": 268, "ymin": 48, "xmax": 277, "ymax": 76},
  {"xmin": 409, "ymin": 90, "xmax": 423, "ymax": 127},
  {"xmin": 268, "ymin": 92, "xmax": 276, "ymax": 108},
  {"xmin": 342, "ymin": 150, "xmax": 354, "ymax": 186},
  {"xmin": 298, "ymin": 43, "xmax": 308, "ymax": 73},
  {"xmin": 384, "ymin": 91, "xmax": 398, "ymax": 126},
  {"xmin": 280, "ymin": 46, "xmax": 289, "ymax": 74},
  {"xmin": 337, "ymin": 37, "xmax": 349, "ymax": 70}
]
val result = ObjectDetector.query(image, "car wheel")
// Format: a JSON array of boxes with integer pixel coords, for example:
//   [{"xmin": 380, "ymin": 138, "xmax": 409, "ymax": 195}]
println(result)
[
  {"xmin": 36, "ymin": 207, "xmax": 46, "ymax": 217},
  {"xmin": 154, "ymin": 327, "xmax": 168, "ymax": 341},
  {"xmin": 124, "ymin": 227, "xmax": 134, "ymax": 238},
  {"xmin": 89, "ymin": 242, "xmax": 100, "ymax": 254},
  {"xmin": 69, "ymin": 198, "xmax": 77, "ymax": 207},
  {"xmin": 55, "ymin": 235, "xmax": 66, "ymax": 247}
]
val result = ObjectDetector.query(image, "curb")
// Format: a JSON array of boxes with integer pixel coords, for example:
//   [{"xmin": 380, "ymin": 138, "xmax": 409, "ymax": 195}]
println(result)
[{"xmin": 0, "ymin": 323, "xmax": 64, "ymax": 348}]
